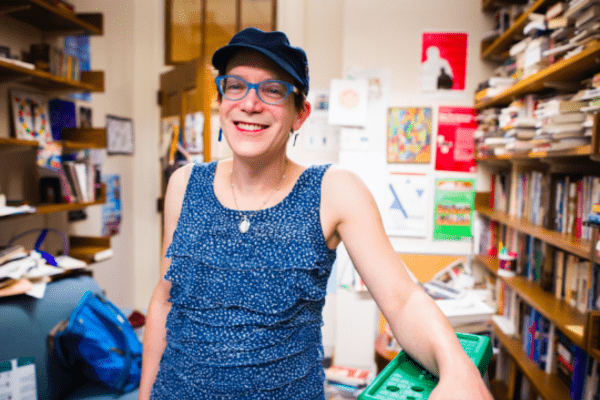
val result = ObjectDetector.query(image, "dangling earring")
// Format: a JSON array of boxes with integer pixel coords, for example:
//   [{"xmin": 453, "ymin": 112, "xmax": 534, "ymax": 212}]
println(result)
[
  {"xmin": 218, "ymin": 128, "xmax": 222, "ymax": 142},
  {"xmin": 293, "ymin": 132, "xmax": 299, "ymax": 147}
]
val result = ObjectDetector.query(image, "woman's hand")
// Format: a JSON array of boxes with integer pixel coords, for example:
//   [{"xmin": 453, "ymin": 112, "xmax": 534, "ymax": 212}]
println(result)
[{"xmin": 429, "ymin": 361, "xmax": 493, "ymax": 400}]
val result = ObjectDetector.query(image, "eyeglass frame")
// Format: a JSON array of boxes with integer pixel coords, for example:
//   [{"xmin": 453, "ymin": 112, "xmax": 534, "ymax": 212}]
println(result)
[{"xmin": 215, "ymin": 75, "xmax": 300, "ymax": 105}]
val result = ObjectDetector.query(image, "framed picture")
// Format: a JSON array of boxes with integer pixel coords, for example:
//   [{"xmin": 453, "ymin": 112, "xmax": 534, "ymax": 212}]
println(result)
[
  {"xmin": 387, "ymin": 107, "xmax": 432, "ymax": 163},
  {"xmin": 10, "ymin": 90, "xmax": 52, "ymax": 146},
  {"xmin": 106, "ymin": 115, "xmax": 134, "ymax": 155},
  {"xmin": 384, "ymin": 172, "xmax": 429, "ymax": 237}
]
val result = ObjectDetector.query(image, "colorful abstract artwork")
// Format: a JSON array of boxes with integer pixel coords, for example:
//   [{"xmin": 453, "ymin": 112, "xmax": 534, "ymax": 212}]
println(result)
[{"xmin": 387, "ymin": 107, "xmax": 432, "ymax": 163}]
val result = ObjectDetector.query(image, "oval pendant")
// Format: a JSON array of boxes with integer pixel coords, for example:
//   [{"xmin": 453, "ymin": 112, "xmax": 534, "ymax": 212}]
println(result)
[{"xmin": 239, "ymin": 217, "xmax": 250, "ymax": 233}]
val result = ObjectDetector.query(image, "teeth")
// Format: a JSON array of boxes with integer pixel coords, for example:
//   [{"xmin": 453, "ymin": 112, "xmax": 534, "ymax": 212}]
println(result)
[{"xmin": 237, "ymin": 122, "xmax": 265, "ymax": 131}]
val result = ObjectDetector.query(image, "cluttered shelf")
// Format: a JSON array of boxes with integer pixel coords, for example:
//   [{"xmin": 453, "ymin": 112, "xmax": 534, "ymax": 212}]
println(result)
[
  {"xmin": 0, "ymin": 0, "xmax": 103, "ymax": 36},
  {"xmin": 504, "ymin": 275, "xmax": 587, "ymax": 348},
  {"xmin": 0, "ymin": 59, "xmax": 104, "ymax": 92},
  {"xmin": 481, "ymin": 0, "xmax": 550, "ymax": 60},
  {"xmin": 476, "ymin": 40, "xmax": 600, "ymax": 109},
  {"xmin": 475, "ymin": 201, "xmax": 593, "ymax": 259},
  {"xmin": 474, "ymin": 254, "xmax": 587, "ymax": 348},
  {"xmin": 492, "ymin": 321, "xmax": 571, "ymax": 400}
]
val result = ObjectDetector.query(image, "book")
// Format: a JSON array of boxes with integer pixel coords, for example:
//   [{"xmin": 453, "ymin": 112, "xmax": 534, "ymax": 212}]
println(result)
[
  {"xmin": 554, "ymin": 250, "xmax": 566, "ymax": 299},
  {"xmin": 63, "ymin": 161, "xmax": 82, "ymax": 202},
  {"xmin": 325, "ymin": 365, "xmax": 370, "ymax": 387},
  {"xmin": 565, "ymin": 254, "xmax": 580, "ymax": 307},
  {"xmin": 546, "ymin": 2, "xmax": 567, "ymax": 20},
  {"xmin": 545, "ymin": 323, "xmax": 558, "ymax": 374},
  {"xmin": 576, "ymin": 260, "xmax": 591, "ymax": 313},
  {"xmin": 556, "ymin": 331, "xmax": 575, "ymax": 386},
  {"xmin": 0, "ymin": 245, "xmax": 26, "ymax": 266},
  {"xmin": 571, "ymin": 346, "xmax": 588, "ymax": 400},
  {"xmin": 48, "ymin": 98, "xmax": 76, "ymax": 141}
]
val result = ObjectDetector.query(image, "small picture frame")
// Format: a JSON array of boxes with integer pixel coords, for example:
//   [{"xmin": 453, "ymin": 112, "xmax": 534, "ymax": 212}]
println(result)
[
  {"xmin": 106, "ymin": 115, "xmax": 134, "ymax": 155},
  {"xmin": 10, "ymin": 90, "xmax": 52, "ymax": 146}
]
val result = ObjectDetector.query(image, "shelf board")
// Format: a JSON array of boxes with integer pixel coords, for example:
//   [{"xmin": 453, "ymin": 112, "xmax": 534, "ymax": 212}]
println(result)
[
  {"xmin": 475, "ymin": 145, "xmax": 594, "ymax": 162},
  {"xmin": 475, "ymin": 205, "xmax": 593, "ymax": 259},
  {"xmin": 0, "ymin": 186, "xmax": 106, "ymax": 219},
  {"xmin": 68, "ymin": 236, "xmax": 112, "ymax": 264},
  {"xmin": 33, "ymin": 196, "xmax": 105, "ymax": 215},
  {"xmin": 474, "ymin": 254, "xmax": 500, "ymax": 275},
  {"xmin": 476, "ymin": 40, "xmax": 600, "ymax": 109},
  {"xmin": 502, "ymin": 275, "xmax": 587, "ymax": 348},
  {"xmin": 0, "ymin": 130, "xmax": 106, "ymax": 151},
  {"xmin": 492, "ymin": 321, "xmax": 571, "ymax": 400},
  {"xmin": 0, "ymin": 59, "xmax": 104, "ymax": 92},
  {"xmin": 1, "ymin": 0, "xmax": 102, "ymax": 35},
  {"xmin": 481, "ymin": 0, "xmax": 550, "ymax": 61},
  {"xmin": 0, "ymin": 137, "xmax": 39, "ymax": 148}
]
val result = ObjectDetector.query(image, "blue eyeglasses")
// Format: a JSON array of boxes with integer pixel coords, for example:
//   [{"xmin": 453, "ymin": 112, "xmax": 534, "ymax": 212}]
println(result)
[{"xmin": 216, "ymin": 75, "xmax": 299, "ymax": 105}]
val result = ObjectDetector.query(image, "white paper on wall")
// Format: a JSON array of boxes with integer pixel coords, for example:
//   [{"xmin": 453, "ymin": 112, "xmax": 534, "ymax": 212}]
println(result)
[
  {"xmin": 328, "ymin": 79, "xmax": 369, "ymax": 127},
  {"xmin": 339, "ymin": 127, "xmax": 372, "ymax": 151},
  {"xmin": 303, "ymin": 112, "xmax": 339, "ymax": 152},
  {"xmin": 384, "ymin": 172, "xmax": 429, "ymax": 237}
]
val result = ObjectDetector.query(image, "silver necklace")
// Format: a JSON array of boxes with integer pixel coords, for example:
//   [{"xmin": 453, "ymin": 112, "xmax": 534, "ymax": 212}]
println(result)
[{"xmin": 230, "ymin": 160, "xmax": 288, "ymax": 233}]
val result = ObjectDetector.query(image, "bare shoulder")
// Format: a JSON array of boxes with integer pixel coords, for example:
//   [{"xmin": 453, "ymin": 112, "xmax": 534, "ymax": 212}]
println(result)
[
  {"xmin": 322, "ymin": 166, "xmax": 376, "ymax": 215},
  {"xmin": 164, "ymin": 163, "xmax": 195, "ymax": 224}
]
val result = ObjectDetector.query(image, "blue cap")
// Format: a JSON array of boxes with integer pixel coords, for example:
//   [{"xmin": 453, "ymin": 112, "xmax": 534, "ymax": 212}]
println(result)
[{"xmin": 212, "ymin": 27, "xmax": 309, "ymax": 95}]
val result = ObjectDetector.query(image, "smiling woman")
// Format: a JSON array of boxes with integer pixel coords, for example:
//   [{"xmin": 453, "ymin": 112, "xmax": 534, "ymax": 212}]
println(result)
[{"xmin": 139, "ymin": 28, "xmax": 493, "ymax": 400}]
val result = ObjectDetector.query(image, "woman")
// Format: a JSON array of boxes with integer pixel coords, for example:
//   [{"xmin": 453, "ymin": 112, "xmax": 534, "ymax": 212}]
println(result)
[{"xmin": 139, "ymin": 28, "xmax": 492, "ymax": 400}]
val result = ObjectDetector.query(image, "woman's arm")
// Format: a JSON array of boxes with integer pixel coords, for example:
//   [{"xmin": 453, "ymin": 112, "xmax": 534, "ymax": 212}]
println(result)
[
  {"xmin": 322, "ymin": 168, "xmax": 491, "ymax": 399},
  {"xmin": 138, "ymin": 164, "xmax": 192, "ymax": 400}
]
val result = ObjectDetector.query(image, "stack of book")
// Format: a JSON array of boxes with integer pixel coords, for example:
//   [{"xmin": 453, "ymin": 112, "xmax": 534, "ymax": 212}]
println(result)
[
  {"xmin": 504, "ymin": 116, "xmax": 538, "ymax": 152},
  {"xmin": 474, "ymin": 108, "xmax": 501, "ymax": 157},
  {"xmin": 534, "ymin": 96, "xmax": 590, "ymax": 151}
]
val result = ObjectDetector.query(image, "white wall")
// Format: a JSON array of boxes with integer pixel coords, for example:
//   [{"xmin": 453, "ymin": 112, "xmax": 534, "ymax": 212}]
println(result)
[{"xmin": 67, "ymin": 0, "xmax": 164, "ymax": 310}]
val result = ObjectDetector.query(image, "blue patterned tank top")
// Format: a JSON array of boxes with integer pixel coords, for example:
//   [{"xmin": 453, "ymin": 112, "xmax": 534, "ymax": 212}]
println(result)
[{"xmin": 151, "ymin": 161, "xmax": 337, "ymax": 400}]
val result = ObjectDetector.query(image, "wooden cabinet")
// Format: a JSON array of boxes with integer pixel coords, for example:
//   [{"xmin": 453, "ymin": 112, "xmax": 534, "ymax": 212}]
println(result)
[{"xmin": 476, "ymin": 1, "xmax": 600, "ymax": 398}]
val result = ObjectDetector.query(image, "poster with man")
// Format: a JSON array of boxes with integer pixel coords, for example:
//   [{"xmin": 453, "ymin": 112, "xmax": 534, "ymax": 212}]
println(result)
[{"xmin": 421, "ymin": 32, "xmax": 467, "ymax": 92}]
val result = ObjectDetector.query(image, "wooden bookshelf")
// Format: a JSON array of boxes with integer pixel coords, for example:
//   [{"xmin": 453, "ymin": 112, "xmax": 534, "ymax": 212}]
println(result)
[
  {"xmin": 477, "ymin": 40, "xmax": 600, "ymax": 109},
  {"xmin": 476, "ymin": 254, "xmax": 587, "ymax": 348},
  {"xmin": 475, "ymin": 203, "xmax": 594, "ymax": 260},
  {"xmin": 0, "ymin": 0, "xmax": 103, "ymax": 35},
  {"xmin": 481, "ymin": 0, "xmax": 550, "ymax": 60},
  {"xmin": 505, "ymin": 275, "xmax": 587, "ymax": 348},
  {"xmin": 0, "ymin": 59, "xmax": 104, "ymax": 92},
  {"xmin": 492, "ymin": 321, "xmax": 571, "ymax": 400}
]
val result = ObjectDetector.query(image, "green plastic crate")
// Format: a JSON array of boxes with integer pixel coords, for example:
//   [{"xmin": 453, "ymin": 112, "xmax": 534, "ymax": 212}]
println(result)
[{"xmin": 358, "ymin": 332, "xmax": 492, "ymax": 400}]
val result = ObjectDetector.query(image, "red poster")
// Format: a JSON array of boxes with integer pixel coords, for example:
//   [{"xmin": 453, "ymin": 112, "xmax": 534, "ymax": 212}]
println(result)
[
  {"xmin": 421, "ymin": 32, "xmax": 467, "ymax": 92},
  {"xmin": 436, "ymin": 107, "xmax": 477, "ymax": 173}
]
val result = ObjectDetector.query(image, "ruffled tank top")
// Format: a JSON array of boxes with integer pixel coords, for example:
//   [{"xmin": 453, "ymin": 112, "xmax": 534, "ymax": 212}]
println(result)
[{"xmin": 150, "ymin": 161, "xmax": 337, "ymax": 400}]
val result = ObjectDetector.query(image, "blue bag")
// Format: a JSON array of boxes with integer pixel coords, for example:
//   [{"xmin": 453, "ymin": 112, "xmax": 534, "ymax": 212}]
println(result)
[{"xmin": 48, "ymin": 291, "xmax": 143, "ymax": 392}]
